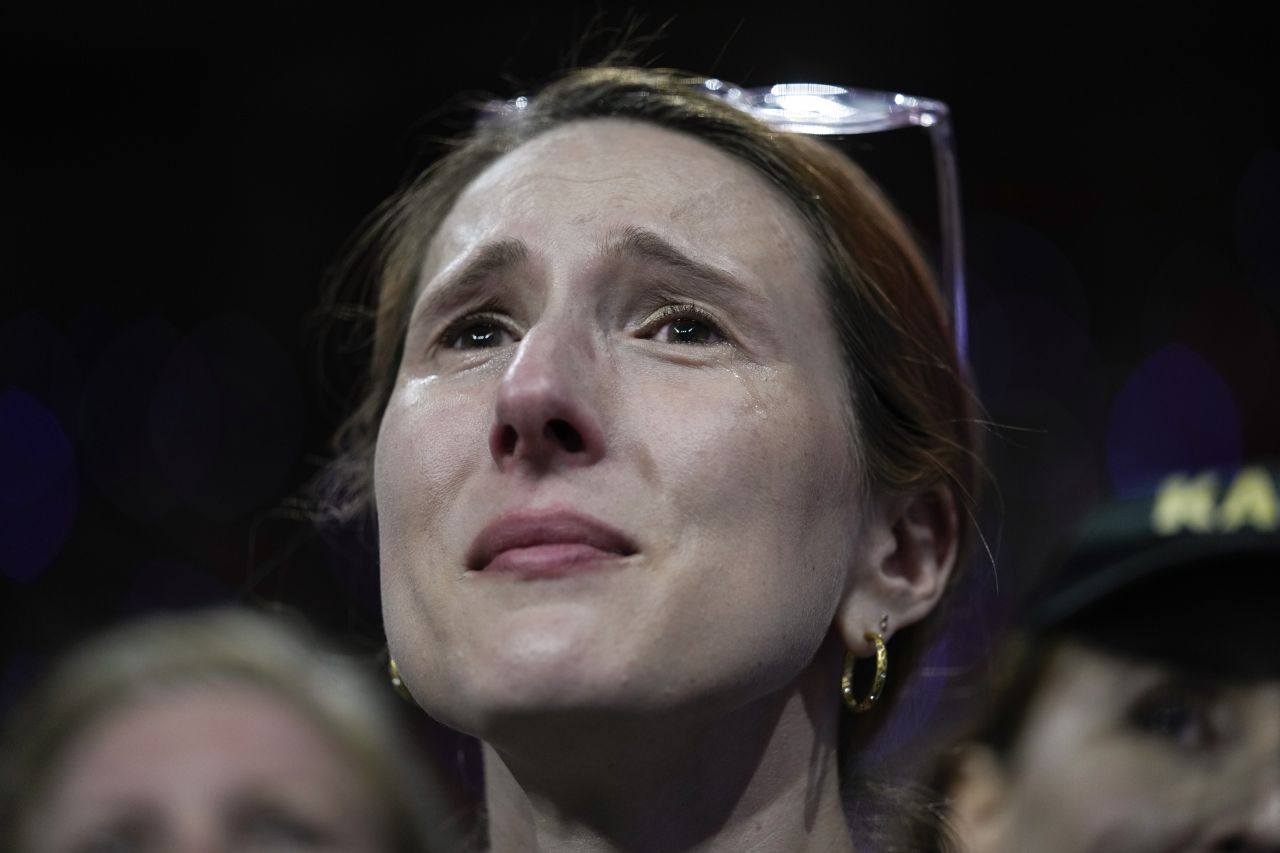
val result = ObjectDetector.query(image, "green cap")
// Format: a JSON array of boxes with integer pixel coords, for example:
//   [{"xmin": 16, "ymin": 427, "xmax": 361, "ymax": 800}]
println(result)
[{"xmin": 1024, "ymin": 464, "xmax": 1279, "ymax": 676}]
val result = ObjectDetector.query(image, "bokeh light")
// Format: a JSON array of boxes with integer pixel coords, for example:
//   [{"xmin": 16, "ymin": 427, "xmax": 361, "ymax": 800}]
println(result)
[
  {"xmin": 0, "ymin": 312, "xmax": 84, "ymax": 428},
  {"xmin": 1106, "ymin": 344, "xmax": 1242, "ymax": 495},
  {"xmin": 0, "ymin": 388, "xmax": 78, "ymax": 583}
]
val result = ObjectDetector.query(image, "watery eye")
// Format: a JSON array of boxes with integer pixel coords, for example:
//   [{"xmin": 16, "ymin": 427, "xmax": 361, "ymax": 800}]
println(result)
[
  {"xmin": 445, "ymin": 319, "xmax": 513, "ymax": 350},
  {"xmin": 655, "ymin": 314, "xmax": 724, "ymax": 345}
]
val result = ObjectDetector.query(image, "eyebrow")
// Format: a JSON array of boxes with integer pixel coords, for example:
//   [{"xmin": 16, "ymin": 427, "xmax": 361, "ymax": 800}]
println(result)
[
  {"xmin": 410, "ymin": 226, "xmax": 770, "ymax": 337},
  {"xmin": 600, "ymin": 226, "xmax": 777, "ymax": 348},
  {"xmin": 410, "ymin": 237, "xmax": 531, "ymax": 329},
  {"xmin": 597, "ymin": 226, "xmax": 758, "ymax": 307}
]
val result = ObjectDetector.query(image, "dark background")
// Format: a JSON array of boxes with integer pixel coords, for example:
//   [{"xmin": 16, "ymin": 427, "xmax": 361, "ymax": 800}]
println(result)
[{"xmin": 4, "ymin": 3, "xmax": 1278, "ymax": 773}]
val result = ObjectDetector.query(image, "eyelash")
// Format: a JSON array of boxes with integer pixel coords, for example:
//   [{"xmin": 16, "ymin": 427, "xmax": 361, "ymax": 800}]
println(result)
[
  {"xmin": 437, "ymin": 310, "xmax": 520, "ymax": 351},
  {"xmin": 1127, "ymin": 681, "xmax": 1220, "ymax": 751},
  {"xmin": 639, "ymin": 303, "xmax": 729, "ymax": 345},
  {"xmin": 434, "ymin": 302, "xmax": 731, "ymax": 352}
]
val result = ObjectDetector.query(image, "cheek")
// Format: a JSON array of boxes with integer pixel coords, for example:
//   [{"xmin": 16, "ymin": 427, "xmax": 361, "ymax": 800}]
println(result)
[
  {"xmin": 635, "ymin": 363, "xmax": 855, "ymax": 545},
  {"xmin": 375, "ymin": 378, "xmax": 489, "ymax": 529},
  {"xmin": 628, "ymin": 363, "xmax": 859, "ymax": 660},
  {"xmin": 374, "ymin": 379, "xmax": 491, "ymax": 634}
]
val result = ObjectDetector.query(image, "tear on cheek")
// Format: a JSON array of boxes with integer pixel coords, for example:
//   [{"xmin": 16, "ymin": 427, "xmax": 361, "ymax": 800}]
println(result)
[{"xmin": 401, "ymin": 375, "xmax": 440, "ymax": 406}]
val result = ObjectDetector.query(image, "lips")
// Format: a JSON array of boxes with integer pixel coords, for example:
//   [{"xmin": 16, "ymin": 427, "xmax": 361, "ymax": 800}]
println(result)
[{"xmin": 466, "ymin": 509, "xmax": 638, "ymax": 576}]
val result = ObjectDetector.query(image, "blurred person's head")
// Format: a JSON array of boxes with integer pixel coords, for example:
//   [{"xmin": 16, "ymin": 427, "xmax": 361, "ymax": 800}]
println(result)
[
  {"xmin": 933, "ymin": 464, "xmax": 1280, "ymax": 853},
  {"xmin": 0, "ymin": 607, "xmax": 465, "ymax": 853}
]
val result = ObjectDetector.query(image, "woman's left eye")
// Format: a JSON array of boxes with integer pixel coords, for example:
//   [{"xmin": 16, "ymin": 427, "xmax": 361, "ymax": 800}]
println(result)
[{"xmin": 645, "ymin": 306, "xmax": 726, "ymax": 345}]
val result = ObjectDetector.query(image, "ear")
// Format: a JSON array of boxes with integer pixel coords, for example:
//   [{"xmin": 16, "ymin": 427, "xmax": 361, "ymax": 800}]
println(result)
[
  {"xmin": 836, "ymin": 485, "xmax": 959, "ymax": 653},
  {"xmin": 946, "ymin": 744, "xmax": 1012, "ymax": 853}
]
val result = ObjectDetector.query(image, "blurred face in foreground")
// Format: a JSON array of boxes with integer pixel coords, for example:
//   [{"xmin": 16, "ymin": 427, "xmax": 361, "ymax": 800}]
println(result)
[
  {"xmin": 952, "ymin": 641, "xmax": 1280, "ymax": 852},
  {"xmin": 375, "ymin": 118, "xmax": 876, "ymax": 736},
  {"xmin": 24, "ymin": 684, "xmax": 388, "ymax": 853}
]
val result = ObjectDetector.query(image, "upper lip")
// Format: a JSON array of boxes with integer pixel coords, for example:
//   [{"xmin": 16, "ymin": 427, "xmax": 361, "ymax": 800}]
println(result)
[{"xmin": 466, "ymin": 508, "xmax": 639, "ymax": 571}]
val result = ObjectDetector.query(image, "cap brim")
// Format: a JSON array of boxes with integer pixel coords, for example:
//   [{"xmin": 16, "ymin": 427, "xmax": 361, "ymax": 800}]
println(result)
[{"xmin": 1028, "ymin": 530, "xmax": 1280, "ymax": 631}]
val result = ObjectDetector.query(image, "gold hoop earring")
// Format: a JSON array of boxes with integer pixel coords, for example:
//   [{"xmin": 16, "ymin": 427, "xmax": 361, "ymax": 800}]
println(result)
[
  {"xmin": 388, "ymin": 657, "xmax": 414, "ymax": 703},
  {"xmin": 841, "ymin": 632, "xmax": 888, "ymax": 713}
]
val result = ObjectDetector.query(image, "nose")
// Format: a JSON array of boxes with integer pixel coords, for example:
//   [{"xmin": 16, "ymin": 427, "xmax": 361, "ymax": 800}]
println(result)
[{"xmin": 489, "ymin": 323, "xmax": 606, "ymax": 472}]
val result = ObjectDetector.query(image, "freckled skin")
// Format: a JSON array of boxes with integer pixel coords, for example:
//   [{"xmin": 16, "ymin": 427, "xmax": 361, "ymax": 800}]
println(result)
[
  {"xmin": 375, "ymin": 119, "xmax": 864, "ymax": 738},
  {"xmin": 959, "ymin": 643, "xmax": 1280, "ymax": 852},
  {"xmin": 25, "ymin": 685, "xmax": 389, "ymax": 853}
]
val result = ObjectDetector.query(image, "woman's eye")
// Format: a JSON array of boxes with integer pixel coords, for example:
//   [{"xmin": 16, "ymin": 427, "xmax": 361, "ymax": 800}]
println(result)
[
  {"xmin": 647, "ymin": 307, "xmax": 726, "ymax": 345},
  {"xmin": 1128, "ymin": 683, "xmax": 1217, "ymax": 749},
  {"xmin": 442, "ymin": 316, "xmax": 515, "ymax": 350}
]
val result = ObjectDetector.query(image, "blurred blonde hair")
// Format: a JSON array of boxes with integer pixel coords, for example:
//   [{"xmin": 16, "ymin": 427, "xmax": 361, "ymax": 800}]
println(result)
[{"xmin": 0, "ymin": 607, "xmax": 467, "ymax": 853}]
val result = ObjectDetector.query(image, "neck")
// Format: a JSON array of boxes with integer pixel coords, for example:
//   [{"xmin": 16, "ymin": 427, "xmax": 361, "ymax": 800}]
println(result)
[{"xmin": 481, "ymin": 647, "xmax": 856, "ymax": 853}]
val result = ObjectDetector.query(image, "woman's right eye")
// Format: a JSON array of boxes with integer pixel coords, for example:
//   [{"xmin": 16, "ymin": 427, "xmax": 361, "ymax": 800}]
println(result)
[{"xmin": 441, "ymin": 315, "xmax": 517, "ymax": 351}]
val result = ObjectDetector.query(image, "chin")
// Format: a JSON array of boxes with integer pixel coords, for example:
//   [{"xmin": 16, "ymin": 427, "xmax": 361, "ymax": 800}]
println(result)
[
  {"xmin": 425, "ymin": 617, "xmax": 665, "ymax": 737},
  {"xmin": 434, "ymin": 672, "xmax": 649, "ymax": 744}
]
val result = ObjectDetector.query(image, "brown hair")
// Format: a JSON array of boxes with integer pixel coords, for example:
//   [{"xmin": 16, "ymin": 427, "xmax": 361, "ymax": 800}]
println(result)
[{"xmin": 319, "ymin": 64, "xmax": 982, "ymax": 752}]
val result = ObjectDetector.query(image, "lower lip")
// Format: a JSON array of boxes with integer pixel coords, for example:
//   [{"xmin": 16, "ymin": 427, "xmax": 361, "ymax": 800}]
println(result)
[{"xmin": 481, "ymin": 544, "xmax": 628, "ymax": 577}]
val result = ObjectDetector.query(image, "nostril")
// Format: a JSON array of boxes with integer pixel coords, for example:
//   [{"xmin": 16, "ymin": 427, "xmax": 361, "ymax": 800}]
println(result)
[
  {"xmin": 499, "ymin": 425, "xmax": 518, "ymax": 456},
  {"xmin": 546, "ymin": 419, "xmax": 584, "ymax": 453}
]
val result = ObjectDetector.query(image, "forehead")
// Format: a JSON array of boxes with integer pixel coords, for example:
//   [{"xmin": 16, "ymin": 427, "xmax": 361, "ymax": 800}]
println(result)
[
  {"xmin": 28, "ymin": 684, "xmax": 387, "ymax": 850},
  {"xmin": 46, "ymin": 684, "xmax": 364, "ymax": 801},
  {"xmin": 420, "ymin": 118, "xmax": 819, "ymax": 289}
]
